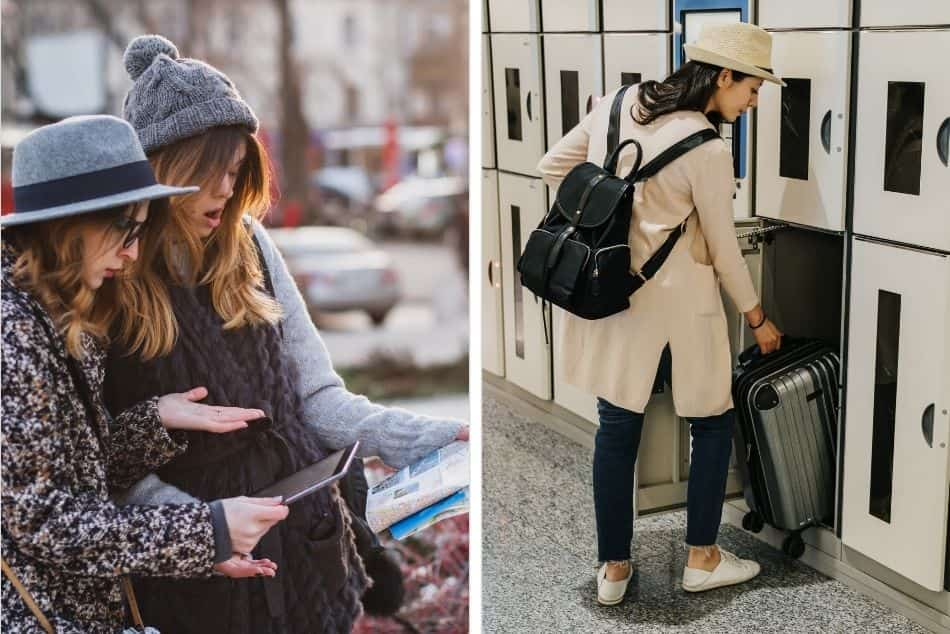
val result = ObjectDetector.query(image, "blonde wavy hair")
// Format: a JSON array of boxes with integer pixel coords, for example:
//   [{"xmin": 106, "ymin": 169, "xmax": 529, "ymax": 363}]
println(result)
[
  {"xmin": 7, "ymin": 201, "xmax": 165, "ymax": 359},
  {"xmin": 113, "ymin": 126, "xmax": 282, "ymax": 360}
]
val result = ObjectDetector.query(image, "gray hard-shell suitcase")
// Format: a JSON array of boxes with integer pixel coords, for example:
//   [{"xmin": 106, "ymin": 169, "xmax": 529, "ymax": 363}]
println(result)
[{"xmin": 732, "ymin": 337, "xmax": 840, "ymax": 558}]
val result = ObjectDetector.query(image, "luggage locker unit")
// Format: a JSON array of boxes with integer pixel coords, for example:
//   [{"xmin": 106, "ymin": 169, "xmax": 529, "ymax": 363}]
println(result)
[
  {"xmin": 483, "ymin": 170, "xmax": 505, "ymax": 377},
  {"xmin": 673, "ymin": 0, "xmax": 753, "ymax": 219},
  {"xmin": 602, "ymin": 0, "xmax": 670, "ymax": 32},
  {"xmin": 756, "ymin": 0, "xmax": 850, "ymax": 29},
  {"xmin": 482, "ymin": 35, "xmax": 496, "ymax": 168},
  {"xmin": 852, "ymin": 30, "xmax": 950, "ymax": 253},
  {"xmin": 540, "ymin": 0, "xmax": 600, "ymax": 32},
  {"xmin": 859, "ymin": 1, "xmax": 950, "ymax": 28},
  {"xmin": 491, "ymin": 34, "xmax": 546, "ymax": 177},
  {"xmin": 542, "ymin": 34, "xmax": 603, "ymax": 149},
  {"xmin": 602, "ymin": 33, "xmax": 671, "ymax": 92},
  {"xmin": 754, "ymin": 30, "xmax": 850, "ymax": 232},
  {"xmin": 842, "ymin": 238, "xmax": 950, "ymax": 592},
  {"xmin": 498, "ymin": 172, "xmax": 552, "ymax": 399},
  {"xmin": 487, "ymin": 0, "xmax": 540, "ymax": 32}
]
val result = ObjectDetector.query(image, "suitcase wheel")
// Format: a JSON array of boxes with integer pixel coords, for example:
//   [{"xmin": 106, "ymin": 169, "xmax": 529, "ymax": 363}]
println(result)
[
  {"xmin": 781, "ymin": 534, "xmax": 806, "ymax": 559},
  {"xmin": 741, "ymin": 511, "xmax": 764, "ymax": 534}
]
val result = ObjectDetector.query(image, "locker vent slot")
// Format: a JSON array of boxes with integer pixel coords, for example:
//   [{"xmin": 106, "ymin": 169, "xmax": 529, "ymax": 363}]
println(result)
[
  {"xmin": 560, "ymin": 70, "xmax": 580, "ymax": 135},
  {"xmin": 869, "ymin": 290, "xmax": 901, "ymax": 524},
  {"xmin": 621, "ymin": 72, "xmax": 642, "ymax": 87},
  {"xmin": 780, "ymin": 78, "xmax": 811, "ymax": 181},
  {"xmin": 511, "ymin": 205, "xmax": 525, "ymax": 359},
  {"xmin": 884, "ymin": 81, "xmax": 924, "ymax": 196},
  {"xmin": 505, "ymin": 68, "xmax": 524, "ymax": 141}
]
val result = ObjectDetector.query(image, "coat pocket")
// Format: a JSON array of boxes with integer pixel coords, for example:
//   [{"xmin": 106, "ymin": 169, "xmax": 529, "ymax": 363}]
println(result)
[
  {"xmin": 303, "ymin": 508, "xmax": 349, "ymax": 595},
  {"xmin": 691, "ymin": 261, "xmax": 722, "ymax": 316}
]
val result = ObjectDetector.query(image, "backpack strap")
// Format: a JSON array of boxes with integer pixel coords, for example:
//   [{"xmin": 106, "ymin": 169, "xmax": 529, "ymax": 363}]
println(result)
[
  {"xmin": 623, "ymin": 128, "xmax": 721, "ymax": 294},
  {"xmin": 626, "ymin": 128, "xmax": 720, "ymax": 182},
  {"xmin": 604, "ymin": 85, "xmax": 633, "ymax": 166}
]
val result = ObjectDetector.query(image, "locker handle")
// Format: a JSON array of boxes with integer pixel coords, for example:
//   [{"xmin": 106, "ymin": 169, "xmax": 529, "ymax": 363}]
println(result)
[
  {"xmin": 922, "ymin": 403, "xmax": 935, "ymax": 448},
  {"xmin": 526, "ymin": 92, "xmax": 533, "ymax": 121},
  {"xmin": 586, "ymin": 95, "xmax": 594, "ymax": 114},
  {"xmin": 820, "ymin": 110, "xmax": 832, "ymax": 155},
  {"xmin": 487, "ymin": 260, "xmax": 494, "ymax": 287},
  {"xmin": 937, "ymin": 117, "xmax": 950, "ymax": 167}
]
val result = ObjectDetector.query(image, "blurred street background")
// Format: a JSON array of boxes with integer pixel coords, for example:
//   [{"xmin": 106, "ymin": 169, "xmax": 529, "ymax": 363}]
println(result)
[{"xmin": 1, "ymin": 0, "xmax": 469, "ymax": 631}]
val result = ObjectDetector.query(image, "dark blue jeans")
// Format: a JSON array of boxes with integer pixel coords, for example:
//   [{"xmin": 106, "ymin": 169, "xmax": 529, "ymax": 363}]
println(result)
[{"xmin": 593, "ymin": 345, "xmax": 735, "ymax": 561}]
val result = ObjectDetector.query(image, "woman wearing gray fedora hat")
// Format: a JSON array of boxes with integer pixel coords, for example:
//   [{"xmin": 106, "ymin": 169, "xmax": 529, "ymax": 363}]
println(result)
[
  {"xmin": 1, "ymin": 115, "xmax": 292, "ymax": 633},
  {"xmin": 537, "ymin": 22, "xmax": 785, "ymax": 605},
  {"xmin": 100, "ymin": 34, "xmax": 467, "ymax": 632}
]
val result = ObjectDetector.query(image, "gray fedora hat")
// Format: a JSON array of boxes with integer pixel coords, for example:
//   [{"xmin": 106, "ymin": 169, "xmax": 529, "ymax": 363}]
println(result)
[{"xmin": 2, "ymin": 114, "xmax": 198, "ymax": 227}]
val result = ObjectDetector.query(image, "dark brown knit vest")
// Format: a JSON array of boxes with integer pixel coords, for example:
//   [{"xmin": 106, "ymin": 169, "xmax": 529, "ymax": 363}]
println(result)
[{"xmin": 103, "ymin": 281, "xmax": 368, "ymax": 633}]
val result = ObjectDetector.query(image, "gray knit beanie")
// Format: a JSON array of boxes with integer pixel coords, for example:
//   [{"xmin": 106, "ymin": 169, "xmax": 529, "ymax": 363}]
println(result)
[{"xmin": 122, "ymin": 34, "xmax": 259, "ymax": 154}]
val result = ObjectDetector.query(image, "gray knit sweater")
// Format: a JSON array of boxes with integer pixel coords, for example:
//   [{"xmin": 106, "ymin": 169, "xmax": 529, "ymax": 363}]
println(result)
[{"xmin": 117, "ymin": 218, "xmax": 464, "ymax": 506}]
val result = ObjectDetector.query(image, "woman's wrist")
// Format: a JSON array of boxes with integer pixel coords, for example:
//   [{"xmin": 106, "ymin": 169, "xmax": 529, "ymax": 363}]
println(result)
[{"xmin": 749, "ymin": 312, "xmax": 767, "ymax": 330}]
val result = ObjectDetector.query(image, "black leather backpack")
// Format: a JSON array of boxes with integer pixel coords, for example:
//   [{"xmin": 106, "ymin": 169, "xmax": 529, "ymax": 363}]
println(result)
[{"xmin": 517, "ymin": 84, "xmax": 719, "ymax": 322}]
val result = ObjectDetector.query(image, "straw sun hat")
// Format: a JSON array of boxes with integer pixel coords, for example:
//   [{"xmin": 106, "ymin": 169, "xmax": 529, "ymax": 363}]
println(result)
[{"xmin": 684, "ymin": 22, "xmax": 786, "ymax": 87}]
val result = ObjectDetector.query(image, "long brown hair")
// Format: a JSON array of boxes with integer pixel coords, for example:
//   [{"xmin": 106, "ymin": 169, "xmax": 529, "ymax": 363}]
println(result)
[
  {"xmin": 114, "ymin": 126, "xmax": 281, "ymax": 360},
  {"xmin": 6, "ymin": 201, "xmax": 166, "ymax": 359},
  {"xmin": 633, "ymin": 61, "xmax": 750, "ymax": 126}
]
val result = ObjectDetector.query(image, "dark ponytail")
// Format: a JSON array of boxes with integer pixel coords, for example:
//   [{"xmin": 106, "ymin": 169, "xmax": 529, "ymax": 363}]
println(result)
[{"xmin": 632, "ymin": 61, "xmax": 749, "ymax": 126}]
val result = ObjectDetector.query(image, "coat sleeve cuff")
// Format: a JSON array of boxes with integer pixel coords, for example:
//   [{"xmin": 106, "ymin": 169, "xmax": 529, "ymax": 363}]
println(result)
[{"xmin": 207, "ymin": 500, "xmax": 232, "ymax": 564}]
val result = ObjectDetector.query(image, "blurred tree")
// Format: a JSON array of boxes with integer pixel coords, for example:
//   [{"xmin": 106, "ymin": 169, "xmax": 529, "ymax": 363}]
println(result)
[{"xmin": 272, "ymin": 0, "xmax": 317, "ymax": 224}]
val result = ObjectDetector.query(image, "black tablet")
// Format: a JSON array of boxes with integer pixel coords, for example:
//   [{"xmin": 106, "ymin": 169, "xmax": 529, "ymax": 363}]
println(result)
[{"xmin": 254, "ymin": 441, "xmax": 360, "ymax": 504}]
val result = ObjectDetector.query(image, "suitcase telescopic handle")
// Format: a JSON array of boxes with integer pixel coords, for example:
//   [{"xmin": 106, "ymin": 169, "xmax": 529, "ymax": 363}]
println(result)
[{"xmin": 922, "ymin": 403, "xmax": 935, "ymax": 448}]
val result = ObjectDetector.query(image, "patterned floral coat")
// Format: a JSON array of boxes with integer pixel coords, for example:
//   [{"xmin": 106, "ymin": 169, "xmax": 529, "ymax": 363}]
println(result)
[{"xmin": 1, "ymin": 245, "xmax": 218, "ymax": 633}]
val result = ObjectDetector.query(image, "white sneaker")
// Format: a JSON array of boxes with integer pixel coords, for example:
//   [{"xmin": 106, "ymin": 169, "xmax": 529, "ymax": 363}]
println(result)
[
  {"xmin": 596, "ymin": 561, "xmax": 633, "ymax": 605},
  {"xmin": 681, "ymin": 549, "xmax": 761, "ymax": 592}
]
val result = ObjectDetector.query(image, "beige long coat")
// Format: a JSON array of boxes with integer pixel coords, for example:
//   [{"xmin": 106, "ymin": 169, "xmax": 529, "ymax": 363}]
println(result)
[{"xmin": 537, "ymin": 86, "xmax": 760, "ymax": 418}]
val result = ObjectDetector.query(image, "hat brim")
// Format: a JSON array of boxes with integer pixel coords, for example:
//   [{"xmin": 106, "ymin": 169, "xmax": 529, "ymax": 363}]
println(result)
[
  {"xmin": 0, "ymin": 183, "xmax": 199, "ymax": 227},
  {"xmin": 684, "ymin": 44, "xmax": 786, "ymax": 87}
]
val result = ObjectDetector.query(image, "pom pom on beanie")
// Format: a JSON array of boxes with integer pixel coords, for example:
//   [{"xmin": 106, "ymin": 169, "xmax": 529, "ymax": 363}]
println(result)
[{"xmin": 124, "ymin": 34, "xmax": 179, "ymax": 80}]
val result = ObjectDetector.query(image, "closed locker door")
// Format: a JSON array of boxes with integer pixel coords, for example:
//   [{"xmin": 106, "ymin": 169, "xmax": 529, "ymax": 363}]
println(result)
[
  {"xmin": 603, "ymin": 33, "xmax": 671, "ymax": 93},
  {"xmin": 492, "ymin": 35, "xmax": 545, "ymax": 177},
  {"xmin": 602, "ymin": 0, "xmax": 669, "ymax": 32},
  {"xmin": 482, "ymin": 35, "xmax": 496, "ymax": 168},
  {"xmin": 544, "ymin": 185, "xmax": 599, "ymax": 422},
  {"xmin": 541, "ymin": 0, "xmax": 600, "ymax": 32},
  {"xmin": 483, "ymin": 170, "xmax": 505, "ymax": 376},
  {"xmin": 853, "ymin": 30, "xmax": 950, "ymax": 252},
  {"xmin": 499, "ymin": 173, "xmax": 552, "ymax": 399},
  {"xmin": 860, "ymin": 1, "xmax": 950, "ymax": 27},
  {"xmin": 843, "ymin": 238, "xmax": 950, "ymax": 592},
  {"xmin": 543, "ymin": 34, "xmax": 603, "ymax": 150},
  {"xmin": 487, "ymin": 0, "xmax": 540, "ymax": 32},
  {"xmin": 755, "ymin": 31, "xmax": 849, "ymax": 231},
  {"xmin": 483, "ymin": 0, "xmax": 488, "ymax": 32},
  {"xmin": 757, "ymin": 0, "xmax": 849, "ymax": 28}
]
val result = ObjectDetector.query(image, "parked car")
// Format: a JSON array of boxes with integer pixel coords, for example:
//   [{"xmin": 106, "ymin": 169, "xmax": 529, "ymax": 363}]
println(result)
[{"xmin": 266, "ymin": 226, "xmax": 400, "ymax": 325}]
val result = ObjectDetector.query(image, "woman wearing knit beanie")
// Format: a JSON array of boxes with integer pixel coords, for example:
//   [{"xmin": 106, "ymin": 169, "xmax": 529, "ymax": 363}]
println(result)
[{"xmin": 103, "ymin": 35, "xmax": 468, "ymax": 633}]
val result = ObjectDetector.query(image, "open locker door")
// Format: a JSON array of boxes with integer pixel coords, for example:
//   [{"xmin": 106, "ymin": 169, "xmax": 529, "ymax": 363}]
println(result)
[{"xmin": 843, "ymin": 238, "xmax": 950, "ymax": 592}]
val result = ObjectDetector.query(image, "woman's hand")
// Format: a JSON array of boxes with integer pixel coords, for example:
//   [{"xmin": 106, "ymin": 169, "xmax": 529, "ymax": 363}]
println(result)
[
  {"xmin": 220, "ymin": 496, "xmax": 289, "ymax": 556},
  {"xmin": 753, "ymin": 319, "xmax": 783, "ymax": 355},
  {"xmin": 157, "ymin": 387, "xmax": 266, "ymax": 433},
  {"xmin": 214, "ymin": 554, "xmax": 278, "ymax": 579},
  {"xmin": 455, "ymin": 425, "xmax": 469, "ymax": 442}
]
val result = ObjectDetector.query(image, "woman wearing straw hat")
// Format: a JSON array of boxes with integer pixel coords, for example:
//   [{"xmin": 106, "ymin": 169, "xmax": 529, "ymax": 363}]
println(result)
[
  {"xmin": 538, "ymin": 22, "xmax": 785, "ymax": 605},
  {"xmin": 100, "ymin": 35, "xmax": 467, "ymax": 632},
  {"xmin": 1, "ymin": 115, "xmax": 291, "ymax": 632}
]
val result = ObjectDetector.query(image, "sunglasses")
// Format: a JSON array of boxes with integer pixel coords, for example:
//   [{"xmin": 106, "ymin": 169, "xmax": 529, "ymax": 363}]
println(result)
[{"xmin": 112, "ymin": 214, "xmax": 149, "ymax": 250}]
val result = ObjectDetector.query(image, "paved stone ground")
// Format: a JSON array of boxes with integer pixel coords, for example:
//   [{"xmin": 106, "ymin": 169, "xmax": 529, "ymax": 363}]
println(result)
[{"xmin": 482, "ymin": 394, "xmax": 933, "ymax": 633}]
